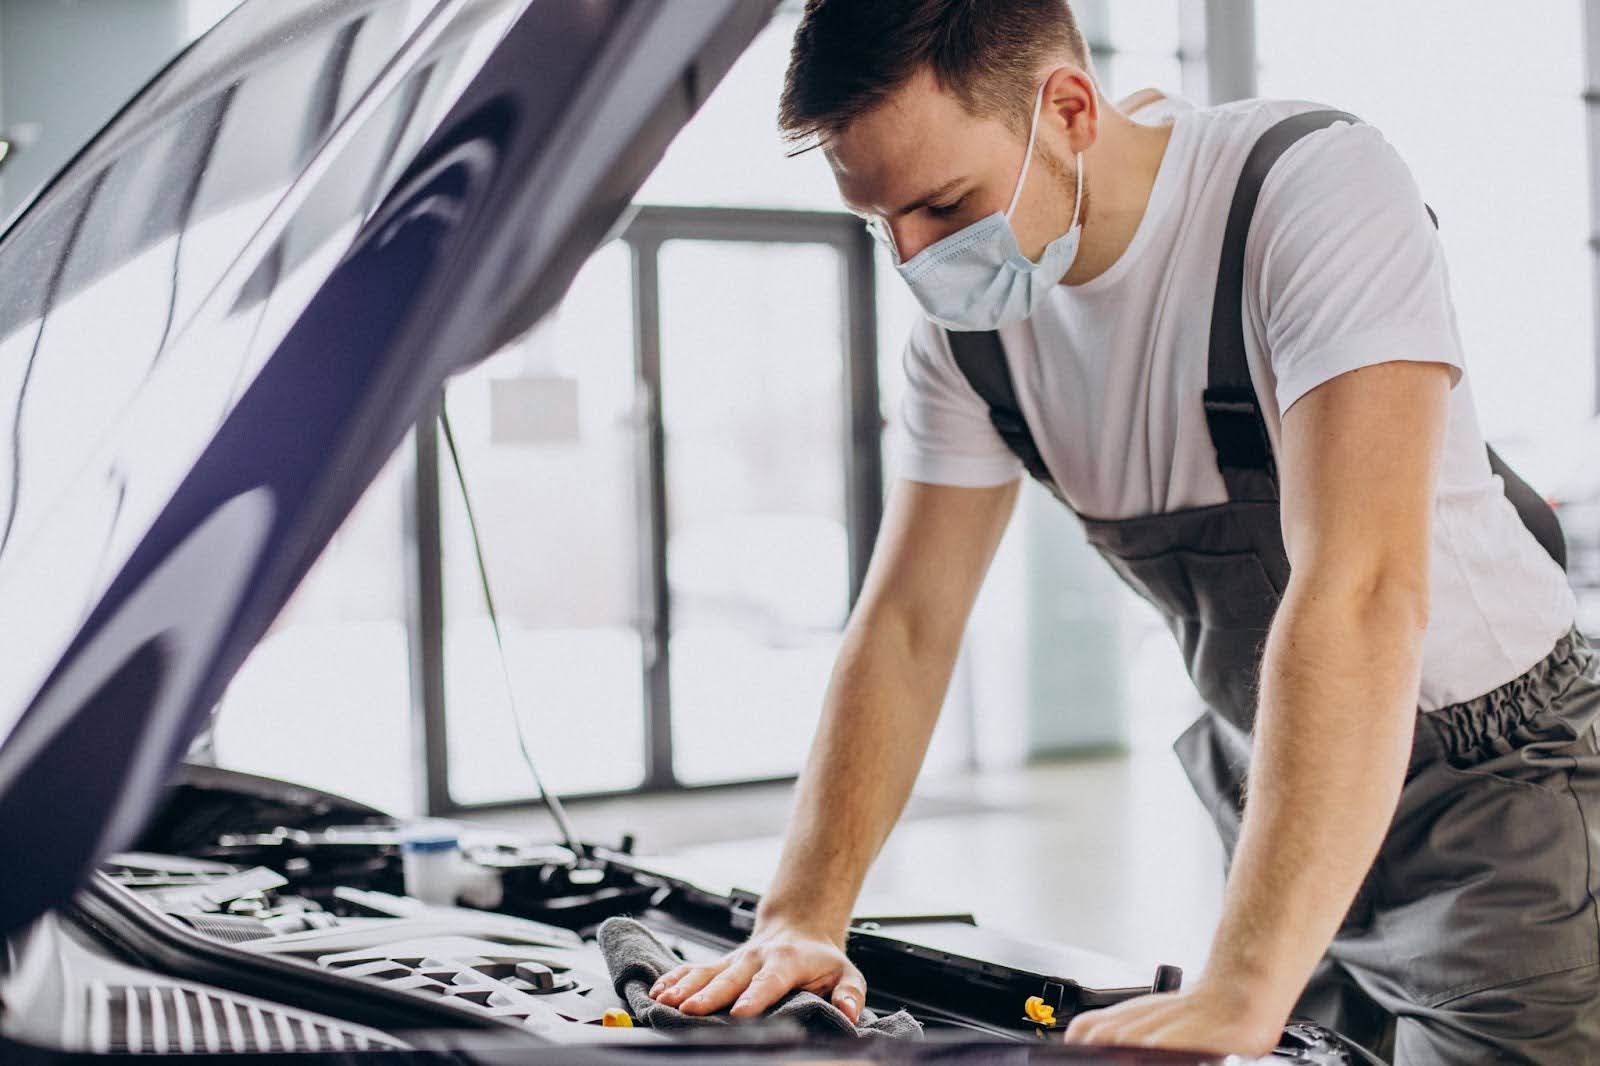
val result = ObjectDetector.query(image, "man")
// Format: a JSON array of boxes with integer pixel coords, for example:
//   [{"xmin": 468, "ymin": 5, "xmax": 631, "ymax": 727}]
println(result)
[{"xmin": 647, "ymin": 2, "xmax": 1600, "ymax": 1061}]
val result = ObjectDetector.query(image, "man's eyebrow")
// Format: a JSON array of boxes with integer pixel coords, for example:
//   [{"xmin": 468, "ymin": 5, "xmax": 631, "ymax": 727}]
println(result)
[{"xmin": 893, "ymin": 177, "xmax": 967, "ymax": 217}]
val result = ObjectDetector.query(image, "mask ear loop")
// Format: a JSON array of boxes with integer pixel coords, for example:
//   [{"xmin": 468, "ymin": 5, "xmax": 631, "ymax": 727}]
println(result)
[
  {"xmin": 1067, "ymin": 150, "xmax": 1084, "ymax": 231},
  {"xmin": 1004, "ymin": 81, "xmax": 1049, "ymax": 219},
  {"xmin": 864, "ymin": 214, "xmax": 899, "ymax": 260},
  {"xmin": 1006, "ymin": 77, "xmax": 1087, "ymax": 235}
]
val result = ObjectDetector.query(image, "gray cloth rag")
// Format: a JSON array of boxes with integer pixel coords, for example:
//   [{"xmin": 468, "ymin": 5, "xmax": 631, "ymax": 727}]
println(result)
[{"xmin": 597, "ymin": 916, "xmax": 922, "ymax": 1040}]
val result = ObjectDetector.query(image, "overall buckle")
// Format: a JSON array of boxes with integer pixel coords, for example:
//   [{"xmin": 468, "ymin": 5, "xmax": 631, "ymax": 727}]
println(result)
[{"xmin": 1202, "ymin": 386, "xmax": 1275, "ymax": 476}]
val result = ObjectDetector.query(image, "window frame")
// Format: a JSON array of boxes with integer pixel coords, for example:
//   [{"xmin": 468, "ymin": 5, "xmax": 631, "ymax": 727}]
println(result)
[{"xmin": 410, "ymin": 205, "xmax": 882, "ymax": 813}]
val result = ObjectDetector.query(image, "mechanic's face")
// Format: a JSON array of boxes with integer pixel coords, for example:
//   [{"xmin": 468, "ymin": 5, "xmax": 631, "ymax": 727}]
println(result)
[{"xmin": 827, "ymin": 66, "xmax": 1088, "ymax": 264}]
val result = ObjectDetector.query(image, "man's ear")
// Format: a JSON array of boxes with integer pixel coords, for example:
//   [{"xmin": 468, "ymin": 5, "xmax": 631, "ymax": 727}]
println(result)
[{"xmin": 1041, "ymin": 65, "xmax": 1098, "ymax": 152}]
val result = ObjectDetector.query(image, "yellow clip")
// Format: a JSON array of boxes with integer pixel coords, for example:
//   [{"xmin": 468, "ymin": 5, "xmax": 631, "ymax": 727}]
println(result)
[
  {"xmin": 602, "ymin": 1008, "xmax": 634, "ymax": 1028},
  {"xmin": 1024, "ymin": 995, "xmax": 1056, "ymax": 1026}
]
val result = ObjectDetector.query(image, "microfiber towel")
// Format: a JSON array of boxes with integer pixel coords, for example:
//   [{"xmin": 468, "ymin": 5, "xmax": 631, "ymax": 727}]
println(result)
[{"xmin": 597, "ymin": 916, "xmax": 922, "ymax": 1039}]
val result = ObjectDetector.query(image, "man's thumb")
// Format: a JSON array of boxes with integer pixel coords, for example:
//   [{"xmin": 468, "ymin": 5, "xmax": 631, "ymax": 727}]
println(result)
[{"xmin": 831, "ymin": 976, "xmax": 866, "ymax": 1024}]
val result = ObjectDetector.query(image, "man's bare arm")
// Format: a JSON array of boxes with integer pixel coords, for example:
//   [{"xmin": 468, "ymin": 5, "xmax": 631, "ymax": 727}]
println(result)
[
  {"xmin": 1203, "ymin": 361, "xmax": 1449, "ymax": 1015},
  {"xmin": 1067, "ymin": 359, "xmax": 1452, "ymax": 1054},
  {"xmin": 760, "ymin": 475, "xmax": 1019, "ymax": 931},
  {"xmin": 650, "ymin": 475, "xmax": 1019, "ymax": 1020}
]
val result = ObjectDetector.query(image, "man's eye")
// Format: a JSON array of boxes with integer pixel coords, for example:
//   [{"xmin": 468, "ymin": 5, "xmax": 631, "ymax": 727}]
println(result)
[{"xmin": 927, "ymin": 196, "xmax": 967, "ymax": 218}]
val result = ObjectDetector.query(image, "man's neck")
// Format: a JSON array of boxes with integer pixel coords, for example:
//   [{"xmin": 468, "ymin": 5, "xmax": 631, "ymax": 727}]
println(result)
[{"xmin": 1061, "ymin": 111, "xmax": 1176, "ymax": 287}]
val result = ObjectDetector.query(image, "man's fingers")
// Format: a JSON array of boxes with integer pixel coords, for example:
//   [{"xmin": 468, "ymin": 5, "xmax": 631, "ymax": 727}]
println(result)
[
  {"xmin": 727, "ymin": 965, "xmax": 794, "ymax": 1019},
  {"xmin": 830, "ymin": 969, "xmax": 867, "ymax": 1023},
  {"xmin": 651, "ymin": 938, "xmax": 864, "ymax": 1023},
  {"xmin": 679, "ymin": 956, "xmax": 761, "ymax": 1016},
  {"xmin": 652, "ymin": 962, "xmax": 724, "ymax": 1006},
  {"xmin": 1065, "ymin": 1006, "xmax": 1132, "ymax": 1046},
  {"xmin": 1064, "ymin": 1011, "xmax": 1102, "ymax": 1043},
  {"xmin": 649, "ymin": 964, "xmax": 690, "ymax": 999}
]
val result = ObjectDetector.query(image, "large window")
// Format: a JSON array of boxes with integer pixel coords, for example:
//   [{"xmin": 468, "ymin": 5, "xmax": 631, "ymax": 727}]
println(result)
[
  {"xmin": 439, "ymin": 244, "xmax": 649, "ymax": 803},
  {"xmin": 422, "ymin": 209, "xmax": 885, "ymax": 807},
  {"xmin": 659, "ymin": 240, "xmax": 851, "ymax": 785}
]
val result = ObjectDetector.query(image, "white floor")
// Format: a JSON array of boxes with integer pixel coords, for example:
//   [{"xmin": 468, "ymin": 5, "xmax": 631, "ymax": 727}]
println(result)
[{"xmin": 474, "ymin": 747, "xmax": 1227, "ymax": 981}]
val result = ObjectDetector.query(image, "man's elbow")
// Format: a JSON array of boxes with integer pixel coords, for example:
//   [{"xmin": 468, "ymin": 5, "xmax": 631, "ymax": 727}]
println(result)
[
  {"xmin": 846, "ymin": 596, "xmax": 961, "ymax": 671},
  {"xmin": 1288, "ymin": 559, "xmax": 1431, "ymax": 642},
  {"xmin": 1362, "ymin": 571, "xmax": 1431, "ymax": 641}
]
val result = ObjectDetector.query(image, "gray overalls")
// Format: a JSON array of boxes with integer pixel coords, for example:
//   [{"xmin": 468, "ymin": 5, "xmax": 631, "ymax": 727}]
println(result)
[{"xmin": 948, "ymin": 111, "xmax": 1600, "ymax": 1063}]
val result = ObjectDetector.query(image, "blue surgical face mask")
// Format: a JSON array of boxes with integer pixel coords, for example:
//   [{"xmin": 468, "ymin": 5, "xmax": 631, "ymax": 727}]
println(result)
[{"xmin": 870, "ymin": 80, "xmax": 1085, "ymax": 332}]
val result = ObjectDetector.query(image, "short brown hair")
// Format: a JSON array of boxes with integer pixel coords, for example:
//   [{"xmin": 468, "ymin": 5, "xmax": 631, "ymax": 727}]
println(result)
[{"xmin": 778, "ymin": 0, "xmax": 1090, "ymax": 150}]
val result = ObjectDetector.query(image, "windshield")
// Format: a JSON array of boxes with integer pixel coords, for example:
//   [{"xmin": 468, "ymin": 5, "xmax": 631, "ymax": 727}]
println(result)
[{"xmin": 0, "ymin": 0, "xmax": 523, "ymax": 739}]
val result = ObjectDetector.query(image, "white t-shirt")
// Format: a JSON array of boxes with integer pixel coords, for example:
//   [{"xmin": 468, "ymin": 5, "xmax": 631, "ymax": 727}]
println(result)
[{"xmin": 890, "ymin": 96, "xmax": 1576, "ymax": 711}]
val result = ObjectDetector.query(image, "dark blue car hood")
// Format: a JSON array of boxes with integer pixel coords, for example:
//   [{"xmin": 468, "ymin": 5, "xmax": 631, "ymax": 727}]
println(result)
[{"xmin": 0, "ymin": 0, "xmax": 776, "ymax": 938}]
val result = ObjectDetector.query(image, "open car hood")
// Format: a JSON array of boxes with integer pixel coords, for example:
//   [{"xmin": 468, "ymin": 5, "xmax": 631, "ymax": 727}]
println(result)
[{"xmin": 0, "ymin": 0, "xmax": 778, "ymax": 938}]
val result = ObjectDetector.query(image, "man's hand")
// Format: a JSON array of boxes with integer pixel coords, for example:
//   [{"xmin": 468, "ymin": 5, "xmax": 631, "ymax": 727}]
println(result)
[
  {"xmin": 647, "ymin": 923, "xmax": 868, "ymax": 1023},
  {"xmin": 1062, "ymin": 981, "xmax": 1282, "ymax": 1057}
]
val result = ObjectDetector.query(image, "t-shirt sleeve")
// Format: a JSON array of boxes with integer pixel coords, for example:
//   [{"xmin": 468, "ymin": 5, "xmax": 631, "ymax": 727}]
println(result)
[
  {"xmin": 888, "ymin": 319, "xmax": 1024, "ymax": 487},
  {"xmin": 1251, "ymin": 120, "xmax": 1465, "ymax": 414}
]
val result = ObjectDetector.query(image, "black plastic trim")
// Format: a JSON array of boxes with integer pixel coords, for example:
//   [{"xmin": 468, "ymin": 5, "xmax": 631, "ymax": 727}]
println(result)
[{"xmin": 70, "ymin": 873, "xmax": 515, "ymax": 1036}]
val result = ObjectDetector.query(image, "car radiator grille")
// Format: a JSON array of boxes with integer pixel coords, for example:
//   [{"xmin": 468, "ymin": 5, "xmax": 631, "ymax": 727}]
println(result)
[{"xmin": 87, "ymin": 982, "xmax": 407, "ymax": 1054}]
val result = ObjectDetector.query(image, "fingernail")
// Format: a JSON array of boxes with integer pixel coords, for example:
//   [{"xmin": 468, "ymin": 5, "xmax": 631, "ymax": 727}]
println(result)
[{"xmin": 839, "ymin": 996, "xmax": 857, "ymax": 1014}]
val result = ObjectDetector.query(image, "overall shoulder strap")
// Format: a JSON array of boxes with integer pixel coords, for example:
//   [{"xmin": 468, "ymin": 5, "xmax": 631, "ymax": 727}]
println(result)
[
  {"xmin": 946, "ymin": 328, "xmax": 1064, "ymax": 499},
  {"xmin": 1210, "ymin": 111, "xmax": 1567, "ymax": 567},
  {"xmin": 1205, "ymin": 108, "xmax": 1360, "ymax": 502},
  {"xmin": 1488, "ymin": 446, "xmax": 1567, "ymax": 571}
]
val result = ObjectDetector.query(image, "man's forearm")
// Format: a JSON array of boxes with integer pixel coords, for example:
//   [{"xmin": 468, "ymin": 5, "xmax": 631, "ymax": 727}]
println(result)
[
  {"xmin": 1201, "ymin": 577, "xmax": 1426, "ymax": 1019},
  {"xmin": 756, "ymin": 608, "xmax": 957, "ymax": 940}
]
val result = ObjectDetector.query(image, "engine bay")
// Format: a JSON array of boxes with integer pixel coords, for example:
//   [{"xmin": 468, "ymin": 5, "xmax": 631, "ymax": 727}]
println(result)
[
  {"xmin": 107, "ymin": 850, "xmax": 651, "ymax": 1033},
  {"xmin": 6, "ymin": 833, "xmax": 754, "ymax": 1052},
  {"xmin": 0, "ymin": 766, "xmax": 1381, "ymax": 1063}
]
